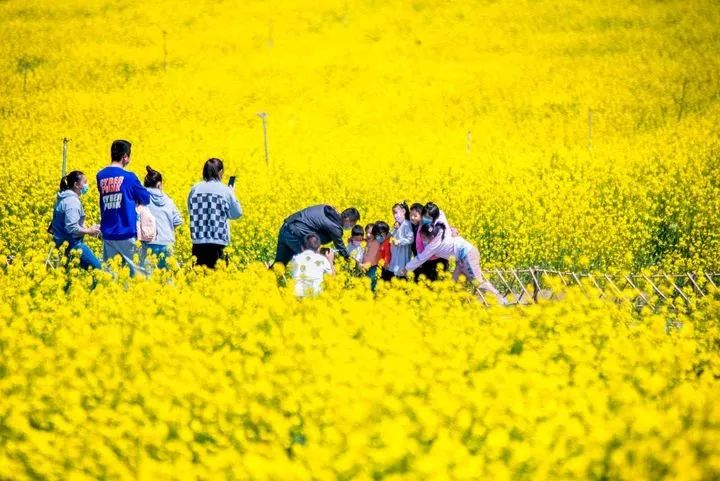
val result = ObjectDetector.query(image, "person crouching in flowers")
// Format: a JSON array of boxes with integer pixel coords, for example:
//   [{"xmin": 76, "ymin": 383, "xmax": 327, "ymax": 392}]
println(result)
[
  {"xmin": 50, "ymin": 170, "xmax": 101, "ymax": 270},
  {"xmin": 290, "ymin": 233, "xmax": 335, "ymax": 297},
  {"xmin": 386, "ymin": 201, "xmax": 414, "ymax": 280},
  {"xmin": 142, "ymin": 166, "xmax": 182, "ymax": 269},
  {"xmin": 400, "ymin": 222, "xmax": 507, "ymax": 305},
  {"xmin": 188, "ymin": 158, "xmax": 243, "ymax": 269}
]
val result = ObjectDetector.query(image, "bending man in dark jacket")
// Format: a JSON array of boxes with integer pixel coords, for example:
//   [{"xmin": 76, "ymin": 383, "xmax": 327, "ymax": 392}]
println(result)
[{"xmin": 273, "ymin": 205, "xmax": 360, "ymax": 266}]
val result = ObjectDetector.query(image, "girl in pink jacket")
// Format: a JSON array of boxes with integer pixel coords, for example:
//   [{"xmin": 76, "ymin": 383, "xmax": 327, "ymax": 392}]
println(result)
[{"xmin": 402, "ymin": 222, "xmax": 507, "ymax": 305}]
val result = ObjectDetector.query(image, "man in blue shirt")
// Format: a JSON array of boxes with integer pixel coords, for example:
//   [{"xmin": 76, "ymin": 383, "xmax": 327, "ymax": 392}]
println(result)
[{"xmin": 96, "ymin": 139, "xmax": 150, "ymax": 276}]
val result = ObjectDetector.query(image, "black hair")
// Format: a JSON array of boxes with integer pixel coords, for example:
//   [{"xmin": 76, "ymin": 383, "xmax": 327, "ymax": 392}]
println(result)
[
  {"xmin": 351, "ymin": 225, "xmax": 364, "ymax": 237},
  {"xmin": 410, "ymin": 202, "xmax": 424, "ymax": 214},
  {"xmin": 371, "ymin": 221, "xmax": 390, "ymax": 236},
  {"xmin": 365, "ymin": 223, "xmax": 375, "ymax": 232},
  {"xmin": 144, "ymin": 165, "xmax": 162, "ymax": 188},
  {"xmin": 110, "ymin": 140, "xmax": 132, "ymax": 162},
  {"xmin": 59, "ymin": 171, "xmax": 84, "ymax": 191},
  {"xmin": 203, "ymin": 158, "xmax": 224, "ymax": 181},
  {"xmin": 319, "ymin": 247, "xmax": 331, "ymax": 256},
  {"xmin": 302, "ymin": 233, "xmax": 321, "ymax": 252},
  {"xmin": 341, "ymin": 207, "xmax": 360, "ymax": 224},
  {"xmin": 393, "ymin": 201, "xmax": 410, "ymax": 220},
  {"xmin": 424, "ymin": 202, "xmax": 441, "ymax": 221},
  {"xmin": 420, "ymin": 221, "xmax": 446, "ymax": 241}
]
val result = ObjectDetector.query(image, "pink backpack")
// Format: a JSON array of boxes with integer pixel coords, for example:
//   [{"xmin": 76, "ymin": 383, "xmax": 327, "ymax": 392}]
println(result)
[{"xmin": 136, "ymin": 205, "xmax": 157, "ymax": 242}]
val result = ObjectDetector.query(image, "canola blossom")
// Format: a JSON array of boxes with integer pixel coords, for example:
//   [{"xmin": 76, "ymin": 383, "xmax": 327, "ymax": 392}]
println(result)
[
  {"xmin": 1, "ymin": 0, "xmax": 719, "ymax": 479},
  {"xmin": 1, "ymin": 264, "xmax": 720, "ymax": 480}
]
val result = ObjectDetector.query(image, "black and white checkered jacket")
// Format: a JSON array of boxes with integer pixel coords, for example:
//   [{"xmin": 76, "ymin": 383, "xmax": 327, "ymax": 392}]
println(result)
[{"xmin": 187, "ymin": 180, "xmax": 243, "ymax": 245}]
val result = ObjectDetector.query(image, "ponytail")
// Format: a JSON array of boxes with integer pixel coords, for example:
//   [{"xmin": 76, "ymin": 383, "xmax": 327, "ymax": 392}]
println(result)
[
  {"xmin": 59, "ymin": 171, "xmax": 84, "ymax": 192},
  {"xmin": 144, "ymin": 165, "xmax": 162, "ymax": 188}
]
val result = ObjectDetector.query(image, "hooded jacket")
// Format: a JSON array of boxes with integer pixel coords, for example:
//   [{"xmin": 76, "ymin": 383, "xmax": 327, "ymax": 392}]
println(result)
[
  {"xmin": 145, "ymin": 188, "xmax": 183, "ymax": 246},
  {"xmin": 50, "ymin": 190, "xmax": 85, "ymax": 242}
]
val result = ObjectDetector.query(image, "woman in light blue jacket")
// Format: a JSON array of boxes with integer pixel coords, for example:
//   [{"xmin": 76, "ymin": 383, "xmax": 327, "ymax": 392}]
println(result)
[
  {"xmin": 142, "ymin": 166, "xmax": 183, "ymax": 269},
  {"xmin": 50, "ymin": 171, "xmax": 101, "ymax": 270}
]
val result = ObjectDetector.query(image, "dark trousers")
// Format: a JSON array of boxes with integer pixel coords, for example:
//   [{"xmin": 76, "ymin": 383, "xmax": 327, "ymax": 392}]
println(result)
[
  {"xmin": 192, "ymin": 243, "xmax": 225, "ymax": 269},
  {"xmin": 272, "ymin": 224, "xmax": 302, "ymax": 267},
  {"xmin": 414, "ymin": 258, "xmax": 448, "ymax": 282}
]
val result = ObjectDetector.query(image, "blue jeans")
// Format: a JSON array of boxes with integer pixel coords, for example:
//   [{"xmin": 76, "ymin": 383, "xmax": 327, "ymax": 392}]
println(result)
[
  {"xmin": 143, "ymin": 243, "xmax": 171, "ymax": 269},
  {"xmin": 56, "ymin": 238, "xmax": 102, "ymax": 270}
]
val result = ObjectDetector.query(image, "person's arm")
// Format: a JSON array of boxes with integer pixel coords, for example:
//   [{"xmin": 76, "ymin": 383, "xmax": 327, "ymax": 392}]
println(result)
[
  {"xmin": 131, "ymin": 174, "xmax": 150, "ymax": 205},
  {"xmin": 405, "ymin": 237, "xmax": 442, "ymax": 272},
  {"xmin": 171, "ymin": 200, "xmax": 183, "ymax": 228},
  {"xmin": 324, "ymin": 221, "xmax": 348, "ymax": 259},
  {"xmin": 226, "ymin": 187, "xmax": 243, "ymax": 220},
  {"xmin": 64, "ymin": 205, "xmax": 98, "ymax": 237}
]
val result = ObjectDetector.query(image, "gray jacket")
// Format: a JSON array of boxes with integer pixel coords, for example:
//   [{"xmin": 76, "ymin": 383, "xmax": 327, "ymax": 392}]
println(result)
[
  {"xmin": 282, "ymin": 205, "xmax": 348, "ymax": 258},
  {"xmin": 145, "ymin": 188, "xmax": 183, "ymax": 246},
  {"xmin": 50, "ymin": 190, "xmax": 85, "ymax": 242}
]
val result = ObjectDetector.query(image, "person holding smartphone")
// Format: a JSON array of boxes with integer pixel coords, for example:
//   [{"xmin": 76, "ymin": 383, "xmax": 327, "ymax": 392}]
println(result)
[{"xmin": 188, "ymin": 158, "xmax": 243, "ymax": 268}]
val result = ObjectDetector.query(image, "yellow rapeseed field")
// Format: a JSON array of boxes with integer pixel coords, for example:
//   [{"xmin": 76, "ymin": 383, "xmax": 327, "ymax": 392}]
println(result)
[{"xmin": 1, "ymin": 0, "xmax": 719, "ymax": 479}]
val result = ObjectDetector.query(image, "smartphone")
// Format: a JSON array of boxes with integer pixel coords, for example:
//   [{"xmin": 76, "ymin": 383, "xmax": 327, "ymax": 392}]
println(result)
[{"xmin": 228, "ymin": 176, "xmax": 236, "ymax": 187}]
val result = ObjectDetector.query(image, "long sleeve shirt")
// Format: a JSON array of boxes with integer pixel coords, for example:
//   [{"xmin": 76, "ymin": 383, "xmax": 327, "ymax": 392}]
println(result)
[
  {"xmin": 388, "ymin": 220, "xmax": 414, "ymax": 274},
  {"xmin": 363, "ymin": 239, "xmax": 380, "ymax": 266},
  {"xmin": 51, "ymin": 190, "xmax": 86, "ymax": 242},
  {"xmin": 406, "ymin": 234, "xmax": 475, "ymax": 272},
  {"xmin": 417, "ymin": 209, "xmax": 454, "ymax": 256},
  {"xmin": 378, "ymin": 239, "xmax": 392, "ymax": 268},
  {"xmin": 188, "ymin": 180, "xmax": 243, "ymax": 246},
  {"xmin": 282, "ymin": 205, "xmax": 349, "ymax": 258},
  {"xmin": 97, "ymin": 166, "xmax": 150, "ymax": 240}
]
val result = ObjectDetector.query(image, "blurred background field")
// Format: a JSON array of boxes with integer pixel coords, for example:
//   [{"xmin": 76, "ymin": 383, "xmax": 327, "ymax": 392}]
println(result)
[{"xmin": 0, "ymin": 0, "xmax": 719, "ymax": 271}]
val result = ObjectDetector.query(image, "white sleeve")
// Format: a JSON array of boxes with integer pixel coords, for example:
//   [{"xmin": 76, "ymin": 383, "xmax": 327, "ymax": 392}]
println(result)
[{"xmin": 323, "ymin": 257, "xmax": 333, "ymax": 274}]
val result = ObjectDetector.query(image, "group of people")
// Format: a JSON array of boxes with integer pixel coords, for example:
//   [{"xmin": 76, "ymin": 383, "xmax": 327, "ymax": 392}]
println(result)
[
  {"xmin": 50, "ymin": 139, "xmax": 242, "ymax": 276},
  {"xmin": 50, "ymin": 139, "xmax": 504, "ymax": 303},
  {"xmin": 281, "ymin": 202, "xmax": 506, "ymax": 304}
]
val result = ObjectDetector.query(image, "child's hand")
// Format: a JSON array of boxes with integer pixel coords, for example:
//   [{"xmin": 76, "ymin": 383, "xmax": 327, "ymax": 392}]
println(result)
[{"xmin": 393, "ymin": 221, "xmax": 400, "ymax": 230}]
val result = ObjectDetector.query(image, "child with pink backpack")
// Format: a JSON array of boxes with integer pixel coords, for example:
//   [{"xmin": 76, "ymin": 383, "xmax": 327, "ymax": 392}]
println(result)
[{"xmin": 141, "ymin": 166, "xmax": 183, "ymax": 269}]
